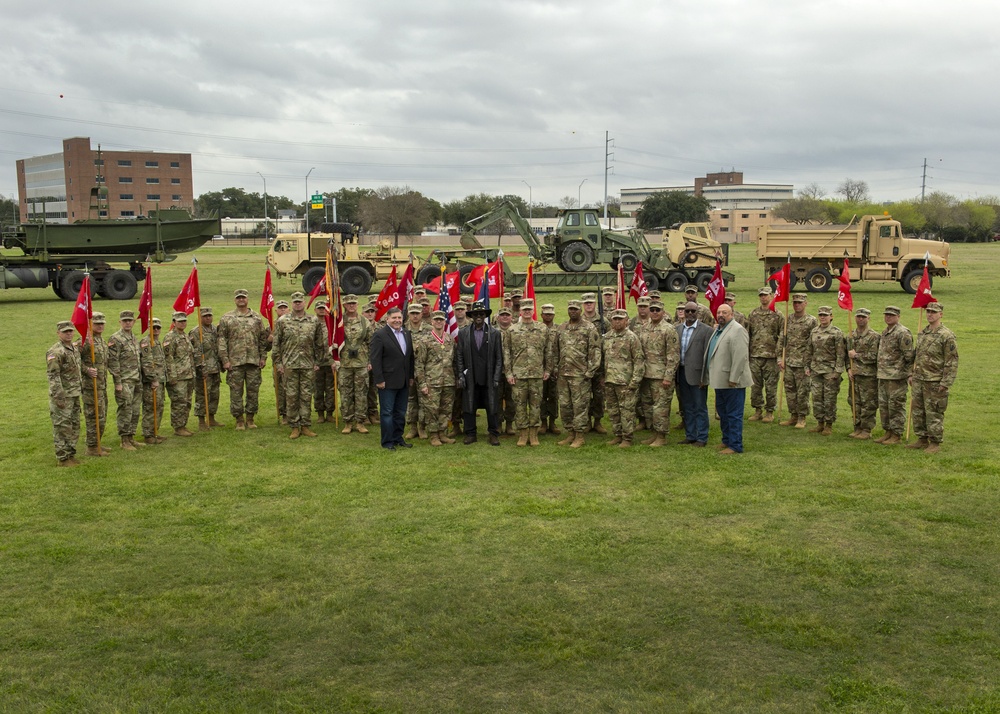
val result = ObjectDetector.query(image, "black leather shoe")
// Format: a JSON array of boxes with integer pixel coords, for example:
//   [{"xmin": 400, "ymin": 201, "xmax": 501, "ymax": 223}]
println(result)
[
  {"xmin": 489, "ymin": 434, "xmax": 500, "ymax": 446},
  {"xmin": 679, "ymin": 438, "xmax": 696, "ymax": 444},
  {"xmin": 691, "ymin": 441, "xmax": 707, "ymax": 447},
  {"xmin": 382, "ymin": 445, "xmax": 396, "ymax": 451},
  {"xmin": 396, "ymin": 440, "xmax": 413, "ymax": 449},
  {"xmin": 463, "ymin": 435, "xmax": 477, "ymax": 445}
]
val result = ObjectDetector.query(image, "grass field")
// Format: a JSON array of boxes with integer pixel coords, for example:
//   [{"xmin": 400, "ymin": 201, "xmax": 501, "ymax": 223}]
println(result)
[{"xmin": 2, "ymin": 242, "xmax": 999, "ymax": 712}]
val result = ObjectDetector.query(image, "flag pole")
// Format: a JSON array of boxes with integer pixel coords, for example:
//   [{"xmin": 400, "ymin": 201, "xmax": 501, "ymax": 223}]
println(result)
[
  {"xmin": 846, "ymin": 308, "xmax": 856, "ymax": 426},
  {"xmin": 904, "ymin": 307, "xmax": 924, "ymax": 441},
  {"xmin": 326, "ymin": 241, "xmax": 339, "ymax": 428},
  {"xmin": 776, "ymin": 299, "xmax": 789, "ymax": 420},
  {"xmin": 84, "ymin": 267, "xmax": 101, "ymax": 452},
  {"xmin": 150, "ymin": 258, "xmax": 159, "ymax": 441}
]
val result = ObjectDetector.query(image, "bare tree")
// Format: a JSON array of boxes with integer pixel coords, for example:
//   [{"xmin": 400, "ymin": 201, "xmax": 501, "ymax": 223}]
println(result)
[
  {"xmin": 359, "ymin": 185, "xmax": 431, "ymax": 247},
  {"xmin": 836, "ymin": 178, "xmax": 870, "ymax": 204},
  {"xmin": 772, "ymin": 197, "xmax": 827, "ymax": 224},
  {"xmin": 799, "ymin": 182, "xmax": 826, "ymax": 199},
  {"xmin": 559, "ymin": 195, "xmax": 577, "ymax": 210}
]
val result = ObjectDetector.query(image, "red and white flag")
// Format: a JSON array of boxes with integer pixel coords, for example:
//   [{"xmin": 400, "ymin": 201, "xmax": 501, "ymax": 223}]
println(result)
[
  {"xmin": 615, "ymin": 263, "xmax": 627, "ymax": 310},
  {"xmin": 468, "ymin": 261, "xmax": 503, "ymax": 299},
  {"xmin": 399, "ymin": 263, "xmax": 415, "ymax": 307},
  {"xmin": 261, "ymin": 268, "xmax": 275, "ymax": 330},
  {"xmin": 306, "ymin": 274, "xmax": 327, "ymax": 309},
  {"xmin": 524, "ymin": 261, "xmax": 537, "ymax": 320},
  {"xmin": 424, "ymin": 270, "xmax": 461, "ymax": 306},
  {"xmin": 767, "ymin": 261, "xmax": 791, "ymax": 312},
  {"xmin": 705, "ymin": 260, "xmax": 726, "ymax": 318},
  {"xmin": 374, "ymin": 265, "xmax": 401, "ymax": 321},
  {"xmin": 173, "ymin": 261, "xmax": 200, "ymax": 315},
  {"xmin": 137, "ymin": 267, "xmax": 153, "ymax": 335},
  {"xmin": 837, "ymin": 257, "xmax": 853, "ymax": 311},
  {"xmin": 629, "ymin": 263, "xmax": 648, "ymax": 303},
  {"xmin": 70, "ymin": 274, "xmax": 93, "ymax": 339},
  {"xmin": 911, "ymin": 257, "xmax": 938, "ymax": 310}
]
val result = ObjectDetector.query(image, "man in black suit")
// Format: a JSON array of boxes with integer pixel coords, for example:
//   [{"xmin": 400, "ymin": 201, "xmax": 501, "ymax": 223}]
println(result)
[
  {"xmin": 674, "ymin": 301, "xmax": 714, "ymax": 446},
  {"xmin": 456, "ymin": 300, "xmax": 504, "ymax": 445},
  {"xmin": 369, "ymin": 307, "xmax": 415, "ymax": 450}
]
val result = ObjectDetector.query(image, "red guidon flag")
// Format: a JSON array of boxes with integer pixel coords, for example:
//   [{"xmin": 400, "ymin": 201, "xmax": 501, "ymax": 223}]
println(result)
[
  {"xmin": 70, "ymin": 274, "xmax": 93, "ymax": 339},
  {"xmin": 911, "ymin": 263, "xmax": 938, "ymax": 309},
  {"xmin": 705, "ymin": 260, "xmax": 726, "ymax": 318},
  {"xmin": 837, "ymin": 257, "xmax": 853, "ymax": 311},
  {"xmin": 615, "ymin": 263, "xmax": 626, "ymax": 310},
  {"xmin": 629, "ymin": 262, "xmax": 648, "ymax": 303},
  {"xmin": 524, "ymin": 261, "xmax": 537, "ymax": 320},
  {"xmin": 423, "ymin": 270, "xmax": 461, "ymax": 306},
  {"xmin": 306, "ymin": 274, "xmax": 327, "ymax": 309},
  {"xmin": 173, "ymin": 261, "xmax": 200, "ymax": 315},
  {"xmin": 399, "ymin": 263, "xmax": 415, "ymax": 307},
  {"xmin": 374, "ymin": 265, "xmax": 400, "ymax": 321},
  {"xmin": 137, "ymin": 267, "xmax": 153, "ymax": 334},
  {"xmin": 260, "ymin": 268, "xmax": 275, "ymax": 330},
  {"xmin": 467, "ymin": 262, "xmax": 503, "ymax": 298},
  {"xmin": 767, "ymin": 262, "xmax": 791, "ymax": 312}
]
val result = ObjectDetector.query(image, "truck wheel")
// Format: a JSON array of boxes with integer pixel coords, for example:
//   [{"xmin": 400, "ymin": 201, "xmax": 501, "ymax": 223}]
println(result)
[
  {"xmin": 619, "ymin": 253, "xmax": 638, "ymax": 272},
  {"xmin": 58, "ymin": 270, "xmax": 87, "ymax": 301},
  {"xmin": 341, "ymin": 266, "xmax": 373, "ymax": 295},
  {"xmin": 642, "ymin": 272, "xmax": 659, "ymax": 293},
  {"xmin": 458, "ymin": 263, "xmax": 477, "ymax": 295},
  {"xmin": 416, "ymin": 265, "xmax": 441, "ymax": 286},
  {"xmin": 805, "ymin": 268, "xmax": 832, "ymax": 292},
  {"xmin": 901, "ymin": 269, "xmax": 927, "ymax": 295},
  {"xmin": 561, "ymin": 242, "xmax": 594, "ymax": 272},
  {"xmin": 695, "ymin": 272, "xmax": 712, "ymax": 291},
  {"xmin": 102, "ymin": 270, "xmax": 138, "ymax": 300},
  {"xmin": 302, "ymin": 266, "xmax": 326, "ymax": 293},
  {"xmin": 665, "ymin": 272, "xmax": 688, "ymax": 293}
]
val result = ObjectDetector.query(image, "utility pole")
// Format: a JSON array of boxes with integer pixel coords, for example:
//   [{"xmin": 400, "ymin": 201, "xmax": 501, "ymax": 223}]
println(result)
[
  {"xmin": 257, "ymin": 172, "xmax": 268, "ymax": 242},
  {"xmin": 604, "ymin": 131, "xmax": 614, "ymax": 221},
  {"xmin": 921, "ymin": 158, "xmax": 927, "ymax": 202},
  {"xmin": 305, "ymin": 167, "xmax": 315, "ymax": 237}
]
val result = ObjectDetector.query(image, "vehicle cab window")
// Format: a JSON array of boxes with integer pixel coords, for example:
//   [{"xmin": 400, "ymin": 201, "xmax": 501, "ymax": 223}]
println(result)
[{"xmin": 585, "ymin": 213, "xmax": 598, "ymax": 226}]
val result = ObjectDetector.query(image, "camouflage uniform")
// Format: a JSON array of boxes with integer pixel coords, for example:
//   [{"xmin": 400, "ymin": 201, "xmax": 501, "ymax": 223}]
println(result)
[
  {"xmin": 497, "ymin": 320, "xmax": 517, "ymax": 431},
  {"xmin": 747, "ymin": 306, "xmax": 783, "ymax": 413},
  {"xmin": 189, "ymin": 321, "xmax": 222, "ymax": 419},
  {"xmin": 539, "ymin": 317, "xmax": 560, "ymax": 430},
  {"xmin": 848, "ymin": 323, "xmax": 880, "ymax": 433},
  {"xmin": 47, "ymin": 334, "xmax": 82, "ymax": 462},
  {"xmin": 583, "ymin": 311, "xmax": 609, "ymax": 425},
  {"xmin": 314, "ymin": 317, "xmax": 335, "ymax": 418},
  {"xmin": 630, "ymin": 318, "xmax": 654, "ymax": 426},
  {"xmin": 405, "ymin": 320, "xmax": 433, "ymax": 435},
  {"xmin": 806, "ymin": 321, "xmax": 846, "ymax": 425},
  {"xmin": 272, "ymin": 313, "xmax": 326, "ymax": 428},
  {"xmin": 877, "ymin": 322, "xmax": 914, "ymax": 436},
  {"xmin": 217, "ymin": 309, "xmax": 269, "ymax": 419},
  {"xmin": 503, "ymin": 318, "xmax": 549, "ymax": 430},
  {"xmin": 414, "ymin": 330, "xmax": 457, "ymax": 435},
  {"xmin": 78, "ymin": 332, "xmax": 108, "ymax": 449},
  {"xmin": 339, "ymin": 314, "xmax": 374, "ymax": 424},
  {"xmin": 139, "ymin": 333, "xmax": 166, "ymax": 440},
  {"xmin": 603, "ymin": 325, "xmax": 645, "ymax": 442},
  {"xmin": 547, "ymin": 318, "xmax": 601, "ymax": 434},
  {"xmin": 163, "ymin": 325, "xmax": 196, "ymax": 430},
  {"xmin": 911, "ymin": 317, "xmax": 958, "ymax": 445},
  {"xmin": 638, "ymin": 319, "xmax": 681, "ymax": 436},
  {"xmin": 108, "ymin": 327, "xmax": 142, "ymax": 438},
  {"xmin": 781, "ymin": 312, "xmax": 818, "ymax": 421},
  {"xmin": 731, "ymin": 309, "xmax": 747, "ymax": 328}
]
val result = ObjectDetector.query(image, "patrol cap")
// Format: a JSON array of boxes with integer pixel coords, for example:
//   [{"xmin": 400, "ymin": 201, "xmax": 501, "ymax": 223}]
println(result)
[
  {"xmin": 792, "ymin": 293, "xmax": 808, "ymax": 302},
  {"xmin": 119, "ymin": 310, "xmax": 135, "ymax": 320},
  {"xmin": 343, "ymin": 294, "xmax": 359, "ymax": 304},
  {"xmin": 407, "ymin": 304, "xmax": 423, "ymax": 314},
  {"xmin": 454, "ymin": 301, "xmax": 468, "ymax": 311},
  {"xmin": 925, "ymin": 302, "xmax": 943, "ymax": 313},
  {"xmin": 817, "ymin": 306, "xmax": 833, "ymax": 316},
  {"xmin": 498, "ymin": 307, "xmax": 512, "ymax": 316},
  {"xmin": 57, "ymin": 320, "xmax": 74, "ymax": 332},
  {"xmin": 758, "ymin": 286, "xmax": 773, "ymax": 296},
  {"xmin": 637, "ymin": 297, "xmax": 651, "ymax": 307},
  {"xmin": 199, "ymin": 307, "xmax": 213, "ymax": 317},
  {"xmin": 676, "ymin": 301, "xmax": 687, "ymax": 309},
  {"xmin": 567, "ymin": 299, "xmax": 582, "ymax": 310},
  {"xmin": 611, "ymin": 309, "xmax": 629, "ymax": 319},
  {"xmin": 92, "ymin": 312, "xmax": 107, "ymax": 324},
  {"xmin": 883, "ymin": 305, "xmax": 901, "ymax": 316},
  {"xmin": 419, "ymin": 297, "xmax": 431, "ymax": 306},
  {"xmin": 581, "ymin": 292, "xmax": 597, "ymax": 302},
  {"xmin": 276, "ymin": 299, "xmax": 289, "ymax": 308},
  {"xmin": 601, "ymin": 287, "xmax": 616, "ymax": 295},
  {"xmin": 172, "ymin": 311, "xmax": 188, "ymax": 321},
  {"xmin": 519, "ymin": 298, "xmax": 534, "ymax": 310},
  {"xmin": 413, "ymin": 286, "xmax": 427, "ymax": 296},
  {"xmin": 511, "ymin": 290, "xmax": 523, "ymax": 298},
  {"xmin": 855, "ymin": 308, "xmax": 871, "ymax": 318},
  {"xmin": 314, "ymin": 300, "xmax": 328, "ymax": 309},
  {"xmin": 431, "ymin": 310, "xmax": 446, "ymax": 320},
  {"xmin": 234, "ymin": 289, "xmax": 249, "ymax": 298},
  {"xmin": 541, "ymin": 303, "xmax": 556, "ymax": 314},
  {"xmin": 685, "ymin": 285, "xmax": 698, "ymax": 293},
  {"xmin": 725, "ymin": 293, "xmax": 737, "ymax": 302},
  {"xmin": 649, "ymin": 301, "xmax": 665, "ymax": 311},
  {"xmin": 290, "ymin": 291, "xmax": 306, "ymax": 302},
  {"xmin": 152, "ymin": 317, "xmax": 162, "ymax": 327},
  {"xmin": 502, "ymin": 292, "xmax": 512, "ymax": 301},
  {"xmin": 648, "ymin": 290, "xmax": 662, "ymax": 300},
  {"xmin": 362, "ymin": 303, "xmax": 376, "ymax": 312}
]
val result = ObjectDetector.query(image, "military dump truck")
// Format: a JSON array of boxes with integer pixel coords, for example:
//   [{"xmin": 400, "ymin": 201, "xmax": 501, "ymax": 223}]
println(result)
[
  {"xmin": 424, "ymin": 201, "xmax": 731, "ymax": 293},
  {"xmin": 756, "ymin": 214, "xmax": 951, "ymax": 294},
  {"xmin": 266, "ymin": 222, "xmax": 413, "ymax": 295}
]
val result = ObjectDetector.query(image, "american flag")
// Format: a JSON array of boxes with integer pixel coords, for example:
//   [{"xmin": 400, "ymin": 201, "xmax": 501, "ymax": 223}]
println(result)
[{"xmin": 436, "ymin": 273, "xmax": 459, "ymax": 341}]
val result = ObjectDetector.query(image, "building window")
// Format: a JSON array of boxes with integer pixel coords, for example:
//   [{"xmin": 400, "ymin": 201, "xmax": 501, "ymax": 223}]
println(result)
[
  {"xmin": 147, "ymin": 194, "xmax": 161, "ymax": 200},
  {"xmin": 120, "ymin": 194, "xmax": 134, "ymax": 200},
  {"xmin": 118, "ymin": 160, "xmax": 132, "ymax": 167},
  {"xmin": 146, "ymin": 178, "xmax": 159, "ymax": 184},
  {"xmin": 172, "ymin": 195, "xmax": 182, "ymax": 201},
  {"xmin": 119, "ymin": 177, "xmax": 133, "ymax": 184},
  {"xmin": 720, "ymin": 227, "xmax": 729, "ymax": 232},
  {"xmin": 759, "ymin": 214, "xmax": 767, "ymax": 218},
  {"xmin": 94, "ymin": 159, "xmax": 104, "ymax": 166},
  {"xmin": 720, "ymin": 213, "xmax": 729, "ymax": 219},
  {"xmin": 741, "ymin": 213, "xmax": 749, "ymax": 218},
  {"xmin": 145, "ymin": 161, "xmax": 159, "ymax": 168},
  {"xmin": 171, "ymin": 178, "xmax": 181, "ymax": 185},
  {"xmin": 99, "ymin": 210, "xmax": 108, "ymax": 217},
  {"xmin": 120, "ymin": 210, "xmax": 135, "ymax": 217},
  {"xmin": 170, "ymin": 161, "xmax": 180, "ymax": 169}
]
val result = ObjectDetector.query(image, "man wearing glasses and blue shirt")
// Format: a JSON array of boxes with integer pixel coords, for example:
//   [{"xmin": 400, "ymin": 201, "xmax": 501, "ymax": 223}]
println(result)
[{"xmin": 674, "ymin": 302, "xmax": 713, "ymax": 447}]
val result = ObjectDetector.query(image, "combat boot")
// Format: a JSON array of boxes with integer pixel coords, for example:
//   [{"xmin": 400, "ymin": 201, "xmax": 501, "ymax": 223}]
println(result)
[
  {"xmin": 648, "ymin": 432, "xmax": 667, "ymax": 448},
  {"xmin": 246, "ymin": 415, "xmax": 257, "ymax": 429},
  {"xmin": 779, "ymin": 417, "xmax": 797, "ymax": 426},
  {"xmin": 548, "ymin": 418, "xmax": 561, "ymax": 435},
  {"xmin": 429, "ymin": 432, "xmax": 443, "ymax": 447},
  {"xmin": 924, "ymin": 442, "xmax": 941, "ymax": 454},
  {"xmin": 538, "ymin": 422, "xmax": 547, "ymax": 435},
  {"xmin": 853, "ymin": 430, "xmax": 871, "ymax": 440},
  {"xmin": 762, "ymin": 411, "xmax": 774, "ymax": 423},
  {"xmin": 557, "ymin": 430, "xmax": 575, "ymax": 446},
  {"xmin": 618, "ymin": 438, "xmax": 632, "ymax": 448},
  {"xmin": 342, "ymin": 422, "xmax": 354, "ymax": 434},
  {"xmin": 280, "ymin": 415, "xmax": 288, "ymax": 426},
  {"xmin": 592, "ymin": 418, "xmax": 608, "ymax": 435},
  {"xmin": 121, "ymin": 437, "xmax": 137, "ymax": 452},
  {"xmin": 57, "ymin": 457, "xmax": 80, "ymax": 467},
  {"xmin": 795, "ymin": 417, "xmax": 806, "ymax": 429},
  {"xmin": 570, "ymin": 433, "xmax": 586, "ymax": 448},
  {"xmin": 198, "ymin": 416, "xmax": 210, "ymax": 432},
  {"xmin": 403, "ymin": 425, "xmax": 418, "ymax": 440},
  {"xmin": 906, "ymin": 437, "xmax": 929, "ymax": 450},
  {"xmin": 881, "ymin": 432, "xmax": 900, "ymax": 445},
  {"xmin": 418, "ymin": 424, "xmax": 428, "ymax": 439},
  {"xmin": 516, "ymin": 429, "xmax": 528, "ymax": 447},
  {"xmin": 130, "ymin": 436, "xmax": 147, "ymax": 447},
  {"xmin": 209, "ymin": 414, "xmax": 225, "ymax": 427},
  {"xmin": 873, "ymin": 432, "xmax": 889, "ymax": 444},
  {"xmin": 100, "ymin": 445, "xmax": 112, "ymax": 455},
  {"xmin": 439, "ymin": 432, "xmax": 455, "ymax": 444},
  {"xmin": 528, "ymin": 427, "xmax": 540, "ymax": 446},
  {"xmin": 449, "ymin": 423, "xmax": 463, "ymax": 439},
  {"xmin": 174, "ymin": 427, "xmax": 194, "ymax": 437},
  {"xmin": 235, "ymin": 416, "xmax": 246, "ymax": 431},
  {"xmin": 810, "ymin": 421, "xmax": 824, "ymax": 433},
  {"xmin": 289, "ymin": 428, "xmax": 301, "ymax": 440},
  {"xmin": 505, "ymin": 421, "xmax": 516, "ymax": 436},
  {"xmin": 642, "ymin": 433, "xmax": 657, "ymax": 445},
  {"xmin": 821, "ymin": 424, "xmax": 833, "ymax": 436},
  {"xmin": 636, "ymin": 418, "xmax": 647, "ymax": 431},
  {"xmin": 85, "ymin": 446, "xmax": 104, "ymax": 457},
  {"xmin": 748, "ymin": 409, "xmax": 763, "ymax": 422},
  {"xmin": 356, "ymin": 423, "xmax": 370, "ymax": 434},
  {"xmin": 300, "ymin": 426, "xmax": 318, "ymax": 437},
  {"xmin": 607, "ymin": 435, "xmax": 622, "ymax": 446}
]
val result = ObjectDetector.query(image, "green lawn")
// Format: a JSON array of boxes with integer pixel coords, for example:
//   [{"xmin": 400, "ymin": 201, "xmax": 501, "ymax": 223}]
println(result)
[{"xmin": 1, "ymin": 242, "xmax": 998, "ymax": 712}]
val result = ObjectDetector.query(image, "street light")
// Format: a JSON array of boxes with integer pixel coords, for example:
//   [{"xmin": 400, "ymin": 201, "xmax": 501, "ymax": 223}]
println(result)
[
  {"xmin": 305, "ymin": 167, "xmax": 315, "ymax": 237},
  {"xmin": 578, "ymin": 178, "xmax": 588, "ymax": 209},
  {"xmin": 256, "ymin": 172, "xmax": 268, "ymax": 242},
  {"xmin": 521, "ymin": 180, "xmax": 532, "ymax": 220}
]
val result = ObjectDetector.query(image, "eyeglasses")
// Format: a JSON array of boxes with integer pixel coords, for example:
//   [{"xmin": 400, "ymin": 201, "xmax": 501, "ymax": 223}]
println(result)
[
  {"xmin": 649, "ymin": 307, "xmax": 663, "ymax": 312},
  {"xmin": 684, "ymin": 309, "xmax": 697, "ymax": 313}
]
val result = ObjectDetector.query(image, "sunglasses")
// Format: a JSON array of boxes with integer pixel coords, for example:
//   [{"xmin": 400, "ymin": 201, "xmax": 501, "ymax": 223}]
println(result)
[
  {"xmin": 649, "ymin": 307, "xmax": 663, "ymax": 312},
  {"xmin": 684, "ymin": 309, "xmax": 697, "ymax": 313}
]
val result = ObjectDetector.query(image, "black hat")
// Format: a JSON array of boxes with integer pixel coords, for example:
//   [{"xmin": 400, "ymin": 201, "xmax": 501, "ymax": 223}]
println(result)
[{"xmin": 467, "ymin": 300, "xmax": 492, "ymax": 317}]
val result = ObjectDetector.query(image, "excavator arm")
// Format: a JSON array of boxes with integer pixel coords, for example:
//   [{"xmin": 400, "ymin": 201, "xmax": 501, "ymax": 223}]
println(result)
[{"xmin": 459, "ymin": 201, "xmax": 556, "ymax": 265}]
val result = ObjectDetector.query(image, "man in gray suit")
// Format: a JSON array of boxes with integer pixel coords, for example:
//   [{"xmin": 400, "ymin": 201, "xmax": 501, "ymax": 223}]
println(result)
[
  {"xmin": 703, "ymin": 304, "xmax": 753, "ymax": 453},
  {"xmin": 675, "ymin": 301, "xmax": 714, "ymax": 446}
]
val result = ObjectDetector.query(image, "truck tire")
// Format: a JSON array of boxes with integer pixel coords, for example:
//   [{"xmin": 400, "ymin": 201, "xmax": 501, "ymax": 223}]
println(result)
[
  {"xmin": 901, "ymin": 269, "xmax": 927, "ymax": 295},
  {"xmin": 102, "ymin": 269, "xmax": 138, "ymax": 300},
  {"xmin": 561, "ymin": 242, "xmax": 594, "ymax": 272},
  {"xmin": 416, "ymin": 265, "xmax": 441, "ymax": 286},
  {"xmin": 665, "ymin": 272, "xmax": 688, "ymax": 293},
  {"xmin": 340, "ymin": 266, "xmax": 373, "ymax": 295},
  {"xmin": 695, "ymin": 272, "xmax": 712, "ymax": 292},
  {"xmin": 642, "ymin": 271, "xmax": 659, "ymax": 293},
  {"xmin": 302, "ymin": 266, "xmax": 326, "ymax": 293},
  {"xmin": 619, "ymin": 253, "xmax": 638, "ymax": 272},
  {"xmin": 458, "ymin": 263, "xmax": 477, "ymax": 295},
  {"xmin": 805, "ymin": 267, "xmax": 833, "ymax": 292},
  {"xmin": 58, "ymin": 270, "xmax": 87, "ymax": 301}
]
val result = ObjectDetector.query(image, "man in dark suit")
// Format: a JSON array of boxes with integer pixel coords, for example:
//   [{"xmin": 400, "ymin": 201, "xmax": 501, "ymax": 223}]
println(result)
[
  {"xmin": 674, "ymin": 301, "xmax": 714, "ymax": 446},
  {"xmin": 369, "ymin": 307, "xmax": 415, "ymax": 450},
  {"xmin": 456, "ymin": 300, "xmax": 504, "ymax": 445}
]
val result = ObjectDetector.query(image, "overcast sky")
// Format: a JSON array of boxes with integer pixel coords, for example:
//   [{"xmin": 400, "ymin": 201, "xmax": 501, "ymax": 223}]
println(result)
[{"xmin": 3, "ymin": 0, "xmax": 998, "ymax": 209}]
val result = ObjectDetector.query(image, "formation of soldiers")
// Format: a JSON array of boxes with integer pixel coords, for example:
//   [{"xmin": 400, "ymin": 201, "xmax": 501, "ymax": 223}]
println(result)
[{"xmin": 46, "ymin": 282, "xmax": 959, "ymax": 465}]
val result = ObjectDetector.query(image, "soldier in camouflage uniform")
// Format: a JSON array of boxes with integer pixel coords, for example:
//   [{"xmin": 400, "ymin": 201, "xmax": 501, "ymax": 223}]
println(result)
[
  {"xmin": 362, "ymin": 300, "xmax": 379, "ymax": 426},
  {"xmin": 495, "ymin": 306, "xmax": 518, "ymax": 435},
  {"xmin": 601, "ymin": 286, "xmax": 616, "ymax": 314},
  {"xmin": 415, "ymin": 311, "xmax": 457, "ymax": 446},
  {"xmin": 337, "ymin": 294, "xmax": 374, "ymax": 434},
  {"xmin": 747, "ymin": 286, "xmax": 783, "ymax": 422},
  {"xmin": 907, "ymin": 302, "xmax": 958, "ymax": 453},
  {"xmin": 639, "ymin": 301, "xmax": 680, "ymax": 447},
  {"xmin": 449, "ymin": 300, "xmax": 469, "ymax": 437},
  {"xmin": 629, "ymin": 297, "xmax": 651, "ymax": 334},
  {"xmin": 874, "ymin": 305, "xmax": 914, "ymax": 445},
  {"xmin": 162, "ymin": 311, "xmax": 196, "ymax": 437},
  {"xmin": 273, "ymin": 292, "xmax": 326, "ymax": 439},
  {"xmin": 804, "ymin": 306, "xmax": 846, "ymax": 435},
  {"xmin": 190, "ymin": 306, "xmax": 224, "ymax": 431},
  {"xmin": 503, "ymin": 300, "xmax": 550, "ymax": 447},
  {"xmin": 684, "ymin": 286, "xmax": 714, "ymax": 325},
  {"xmin": 48, "ymin": 321, "xmax": 83, "ymax": 466},
  {"xmin": 139, "ymin": 319, "xmax": 167, "ymax": 446},
  {"xmin": 724, "ymin": 294, "xmax": 747, "ymax": 328},
  {"xmin": 218, "ymin": 288, "xmax": 270, "ymax": 430},
  {"xmin": 847, "ymin": 308, "xmax": 880, "ymax": 439},
  {"xmin": 108, "ymin": 310, "xmax": 143, "ymax": 450},
  {"xmin": 630, "ymin": 296, "xmax": 653, "ymax": 430},
  {"xmin": 78, "ymin": 311, "xmax": 110, "ymax": 456},
  {"xmin": 778, "ymin": 294, "xmax": 818, "ymax": 428},
  {"xmin": 538, "ymin": 303, "xmax": 561, "ymax": 435},
  {"xmin": 313, "ymin": 301, "xmax": 336, "ymax": 422},
  {"xmin": 581, "ymin": 292, "xmax": 609, "ymax": 434},
  {"xmin": 404, "ymin": 304, "xmax": 432, "ymax": 439},
  {"xmin": 273, "ymin": 300, "xmax": 290, "ymax": 424},
  {"xmin": 547, "ymin": 299, "xmax": 601, "ymax": 448},
  {"xmin": 603, "ymin": 309, "xmax": 645, "ymax": 447}
]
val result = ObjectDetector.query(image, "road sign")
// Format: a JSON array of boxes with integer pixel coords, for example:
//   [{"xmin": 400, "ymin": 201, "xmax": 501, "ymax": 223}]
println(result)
[{"xmin": 311, "ymin": 193, "xmax": 323, "ymax": 210}]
